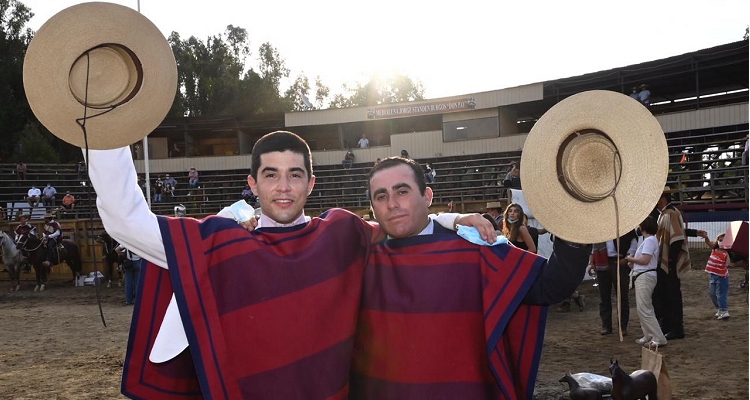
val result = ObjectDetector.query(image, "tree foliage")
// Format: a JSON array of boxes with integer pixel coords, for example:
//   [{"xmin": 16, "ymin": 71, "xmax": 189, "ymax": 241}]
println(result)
[{"xmin": 329, "ymin": 73, "xmax": 425, "ymax": 108}]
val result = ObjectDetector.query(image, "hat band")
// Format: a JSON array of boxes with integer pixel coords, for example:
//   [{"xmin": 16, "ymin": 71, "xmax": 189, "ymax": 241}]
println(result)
[{"xmin": 557, "ymin": 129, "xmax": 622, "ymax": 203}]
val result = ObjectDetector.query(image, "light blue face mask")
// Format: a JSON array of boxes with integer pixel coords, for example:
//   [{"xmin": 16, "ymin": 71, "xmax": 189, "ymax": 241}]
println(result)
[{"xmin": 507, "ymin": 218, "xmax": 518, "ymax": 224}]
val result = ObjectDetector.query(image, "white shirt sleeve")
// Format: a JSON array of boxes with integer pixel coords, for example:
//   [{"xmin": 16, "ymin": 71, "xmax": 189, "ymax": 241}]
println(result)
[{"xmin": 83, "ymin": 147, "xmax": 167, "ymax": 269}]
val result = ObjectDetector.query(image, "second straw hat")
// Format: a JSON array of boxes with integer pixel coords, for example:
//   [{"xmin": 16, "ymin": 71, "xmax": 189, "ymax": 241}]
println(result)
[
  {"xmin": 521, "ymin": 90, "xmax": 668, "ymax": 244},
  {"xmin": 23, "ymin": 2, "xmax": 177, "ymax": 150}
]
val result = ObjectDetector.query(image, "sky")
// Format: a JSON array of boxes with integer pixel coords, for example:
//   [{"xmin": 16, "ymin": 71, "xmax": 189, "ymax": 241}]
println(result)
[{"xmin": 22, "ymin": 0, "xmax": 749, "ymax": 101}]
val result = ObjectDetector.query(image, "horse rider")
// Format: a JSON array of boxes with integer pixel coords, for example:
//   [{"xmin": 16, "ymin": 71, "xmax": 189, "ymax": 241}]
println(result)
[
  {"xmin": 14, "ymin": 214, "xmax": 36, "ymax": 272},
  {"xmin": 42, "ymin": 213, "xmax": 62, "ymax": 265}
]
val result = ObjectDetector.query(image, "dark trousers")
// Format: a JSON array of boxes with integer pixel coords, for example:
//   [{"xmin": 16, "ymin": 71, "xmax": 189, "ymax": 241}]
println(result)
[
  {"xmin": 653, "ymin": 267, "xmax": 684, "ymax": 333},
  {"xmin": 596, "ymin": 259, "xmax": 630, "ymax": 331}
]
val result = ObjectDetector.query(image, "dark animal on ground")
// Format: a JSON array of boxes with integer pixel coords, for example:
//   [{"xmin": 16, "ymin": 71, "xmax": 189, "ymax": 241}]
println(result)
[{"xmin": 609, "ymin": 358, "xmax": 658, "ymax": 400}]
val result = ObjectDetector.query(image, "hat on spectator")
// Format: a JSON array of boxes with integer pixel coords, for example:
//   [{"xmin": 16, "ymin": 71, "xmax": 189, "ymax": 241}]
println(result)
[
  {"xmin": 23, "ymin": 2, "xmax": 177, "ymax": 150},
  {"xmin": 486, "ymin": 201, "xmax": 504, "ymax": 210},
  {"xmin": 521, "ymin": 90, "xmax": 668, "ymax": 244},
  {"xmin": 44, "ymin": 213, "xmax": 54, "ymax": 219},
  {"xmin": 18, "ymin": 214, "xmax": 30, "ymax": 220}
]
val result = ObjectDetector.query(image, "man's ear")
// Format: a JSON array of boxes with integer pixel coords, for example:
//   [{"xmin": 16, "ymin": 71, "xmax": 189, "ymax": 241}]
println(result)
[
  {"xmin": 248, "ymin": 175, "xmax": 258, "ymax": 194},
  {"xmin": 307, "ymin": 175, "xmax": 316, "ymax": 196},
  {"xmin": 424, "ymin": 186, "xmax": 433, "ymax": 207}
]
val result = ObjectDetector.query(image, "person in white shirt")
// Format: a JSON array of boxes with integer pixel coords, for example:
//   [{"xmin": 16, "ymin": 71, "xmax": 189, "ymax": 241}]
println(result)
[
  {"xmin": 26, "ymin": 185, "xmax": 41, "ymax": 209},
  {"xmin": 357, "ymin": 133, "xmax": 369, "ymax": 148}
]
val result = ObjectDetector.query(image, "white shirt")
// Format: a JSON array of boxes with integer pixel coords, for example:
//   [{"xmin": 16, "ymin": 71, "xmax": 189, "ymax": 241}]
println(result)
[
  {"xmin": 357, "ymin": 137, "xmax": 369, "ymax": 148},
  {"xmin": 633, "ymin": 235, "xmax": 658, "ymax": 275},
  {"xmin": 27, "ymin": 187, "xmax": 41, "ymax": 197},
  {"xmin": 85, "ymin": 147, "xmax": 465, "ymax": 363}
]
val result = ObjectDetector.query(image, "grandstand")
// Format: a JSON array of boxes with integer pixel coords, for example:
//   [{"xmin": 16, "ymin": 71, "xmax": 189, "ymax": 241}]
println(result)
[{"xmin": 0, "ymin": 40, "xmax": 747, "ymax": 271}]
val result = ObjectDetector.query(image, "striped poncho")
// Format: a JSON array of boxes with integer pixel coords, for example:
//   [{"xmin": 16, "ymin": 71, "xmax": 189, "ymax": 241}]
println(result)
[
  {"xmin": 122, "ymin": 208, "xmax": 374, "ymax": 399},
  {"xmin": 351, "ymin": 226, "xmax": 548, "ymax": 400}
]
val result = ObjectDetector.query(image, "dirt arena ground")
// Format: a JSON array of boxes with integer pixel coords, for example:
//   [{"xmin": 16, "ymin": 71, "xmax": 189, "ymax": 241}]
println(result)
[{"xmin": 0, "ymin": 249, "xmax": 746, "ymax": 399}]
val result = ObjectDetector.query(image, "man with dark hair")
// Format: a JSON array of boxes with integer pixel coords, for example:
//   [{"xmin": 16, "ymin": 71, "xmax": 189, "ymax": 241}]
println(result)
[
  {"xmin": 652, "ymin": 187, "xmax": 705, "ymax": 340},
  {"xmin": 87, "ymin": 131, "xmax": 494, "ymax": 399},
  {"xmin": 354, "ymin": 156, "xmax": 591, "ymax": 398}
]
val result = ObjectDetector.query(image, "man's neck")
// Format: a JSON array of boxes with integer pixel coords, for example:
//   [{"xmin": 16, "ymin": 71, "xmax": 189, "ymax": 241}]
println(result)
[{"xmin": 259, "ymin": 211, "xmax": 308, "ymax": 228}]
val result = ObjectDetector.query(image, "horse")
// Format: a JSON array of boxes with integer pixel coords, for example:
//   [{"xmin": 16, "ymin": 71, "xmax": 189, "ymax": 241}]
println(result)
[
  {"xmin": 15, "ymin": 233, "xmax": 82, "ymax": 291},
  {"xmin": 95, "ymin": 232, "xmax": 124, "ymax": 287},
  {"xmin": 1, "ymin": 231, "xmax": 23, "ymax": 291},
  {"xmin": 559, "ymin": 373, "xmax": 604, "ymax": 400},
  {"xmin": 609, "ymin": 358, "xmax": 658, "ymax": 400}
]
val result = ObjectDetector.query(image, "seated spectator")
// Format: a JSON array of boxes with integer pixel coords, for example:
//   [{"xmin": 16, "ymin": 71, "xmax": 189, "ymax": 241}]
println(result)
[
  {"xmin": 638, "ymin": 84, "xmax": 651, "ymax": 106},
  {"xmin": 188, "ymin": 167, "xmax": 199, "ymax": 188},
  {"xmin": 26, "ymin": 185, "xmax": 41, "ymax": 209},
  {"xmin": 629, "ymin": 86, "xmax": 639, "ymax": 100},
  {"xmin": 424, "ymin": 163, "xmax": 436, "ymax": 184},
  {"xmin": 163, "ymin": 174, "xmax": 177, "ymax": 198},
  {"xmin": 42, "ymin": 183, "xmax": 57, "ymax": 209},
  {"xmin": 16, "ymin": 161, "xmax": 27, "ymax": 180},
  {"xmin": 77, "ymin": 161, "xmax": 87, "ymax": 180},
  {"xmin": 400, "ymin": 149, "xmax": 410, "ymax": 158},
  {"xmin": 241, "ymin": 185, "xmax": 256, "ymax": 206},
  {"xmin": 342, "ymin": 149, "xmax": 354, "ymax": 169},
  {"xmin": 61, "ymin": 191, "xmax": 75, "ymax": 210}
]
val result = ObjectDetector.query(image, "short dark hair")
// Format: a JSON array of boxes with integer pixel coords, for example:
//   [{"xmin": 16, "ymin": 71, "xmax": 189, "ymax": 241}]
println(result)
[
  {"xmin": 639, "ymin": 216, "xmax": 658, "ymax": 235},
  {"xmin": 251, "ymin": 131, "xmax": 313, "ymax": 181},
  {"xmin": 367, "ymin": 156, "xmax": 426, "ymax": 201}
]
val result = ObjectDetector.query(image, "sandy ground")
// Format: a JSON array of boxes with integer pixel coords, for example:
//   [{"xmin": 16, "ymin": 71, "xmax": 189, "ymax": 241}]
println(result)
[{"xmin": 0, "ymin": 249, "xmax": 746, "ymax": 399}]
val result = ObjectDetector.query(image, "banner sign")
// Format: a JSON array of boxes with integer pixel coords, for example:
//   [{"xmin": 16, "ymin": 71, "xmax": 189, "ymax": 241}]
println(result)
[{"xmin": 367, "ymin": 98, "xmax": 476, "ymax": 119}]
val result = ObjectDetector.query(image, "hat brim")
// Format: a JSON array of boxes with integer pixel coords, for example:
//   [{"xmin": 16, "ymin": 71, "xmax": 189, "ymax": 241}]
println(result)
[
  {"xmin": 23, "ymin": 3, "xmax": 177, "ymax": 149},
  {"xmin": 521, "ymin": 90, "xmax": 668, "ymax": 243}
]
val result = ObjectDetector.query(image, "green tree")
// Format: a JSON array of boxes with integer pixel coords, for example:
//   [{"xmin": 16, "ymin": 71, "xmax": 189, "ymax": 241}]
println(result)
[
  {"xmin": 16, "ymin": 122, "xmax": 59, "ymax": 163},
  {"xmin": 314, "ymin": 76, "xmax": 330, "ymax": 109},
  {"xmin": 0, "ymin": 0, "xmax": 34, "ymax": 161},
  {"xmin": 329, "ymin": 73, "xmax": 425, "ymax": 108}
]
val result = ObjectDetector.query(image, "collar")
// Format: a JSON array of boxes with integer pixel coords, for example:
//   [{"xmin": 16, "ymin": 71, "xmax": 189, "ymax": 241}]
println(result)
[
  {"xmin": 258, "ymin": 212, "xmax": 310, "ymax": 228},
  {"xmin": 386, "ymin": 218, "xmax": 433, "ymax": 240}
]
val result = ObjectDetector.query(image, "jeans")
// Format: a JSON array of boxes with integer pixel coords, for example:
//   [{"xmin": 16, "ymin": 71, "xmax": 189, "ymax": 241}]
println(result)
[
  {"xmin": 708, "ymin": 273, "xmax": 729, "ymax": 311},
  {"xmin": 124, "ymin": 259, "xmax": 141, "ymax": 305}
]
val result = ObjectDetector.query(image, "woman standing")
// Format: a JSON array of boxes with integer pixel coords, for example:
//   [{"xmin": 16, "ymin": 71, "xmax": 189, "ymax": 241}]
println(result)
[
  {"xmin": 502, "ymin": 203, "xmax": 536, "ymax": 253},
  {"xmin": 626, "ymin": 216, "xmax": 667, "ymax": 347}
]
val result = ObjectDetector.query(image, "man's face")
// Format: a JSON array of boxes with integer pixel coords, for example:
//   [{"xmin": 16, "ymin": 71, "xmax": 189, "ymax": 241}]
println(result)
[
  {"xmin": 248, "ymin": 151, "xmax": 315, "ymax": 224},
  {"xmin": 369, "ymin": 164, "xmax": 433, "ymax": 238}
]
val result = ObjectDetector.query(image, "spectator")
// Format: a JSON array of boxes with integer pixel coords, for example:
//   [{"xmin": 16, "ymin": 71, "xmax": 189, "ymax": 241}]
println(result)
[
  {"xmin": 374, "ymin": 158, "xmax": 381, "ymax": 167},
  {"xmin": 699, "ymin": 232, "xmax": 732, "ymax": 320},
  {"xmin": 424, "ymin": 163, "xmax": 436, "ymax": 183},
  {"xmin": 241, "ymin": 185, "xmax": 256, "ymax": 205},
  {"xmin": 502, "ymin": 160, "xmax": 522, "ymax": 189},
  {"xmin": 188, "ymin": 168, "xmax": 199, "ymax": 188},
  {"xmin": 625, "ymin": 216, "xmax": 667, "ymax": 347},
  {"xmin": 115, "ymin": 244, "xmax": 141, "ymax": 305},
  {"xmin": 26, "ymin": 185, "xmax": 41, "ymax": 209},
  {"xmin": 589, "ymin": 229, "xmax": 639, "ymax": 336},
  {"xmin": 77, "ymin": 161, "xmax": 87, "ymax": 180},
  {"xmin": 163, "ymin": 174, "xmax": 177, "ymax": 198},
  {"xmin": 653, "ymin": 187, "xmax": 705, "ymax": 340},
  {"xmin": 629, "ymin": 86, "xmax": 639, "ymax": 100},
  {"xmin": 16, "ymin": 161, "xmax": 27, "ymax": 180},
  {"xmin": 342, "ymin": 149, "xmax": 354, "ymax": 169},
  {"xmin": 485, "ymin": 201, "xmax": 504, "ymax": 227},
  {"xmin": 42, "ymin": 183, "xmax": 57, "ymax": 209},
  {"xmin": 400, "ymin": 149, "xmax": 410, "ymax": 158},
  {"xmin": 61, "ymin": 191, "xmax": 75, "ymax": 210},
  {"xmin": 153, "ymin": 176, "xmax": 164, "ymax": 202},
  {"xmin": 638, "ymin": 84, "xmax": 651, "ymax": 106},
  {"xmin": 357, "ymin": 133, "xmax": 369, "ymax": 148},
  {"xmin": 170, "ymin": 142, "xmax": 181, "ymax": 157},
  {"xmin": 501, "ymin": 202, "xmax": 536, "ymax": 253}
]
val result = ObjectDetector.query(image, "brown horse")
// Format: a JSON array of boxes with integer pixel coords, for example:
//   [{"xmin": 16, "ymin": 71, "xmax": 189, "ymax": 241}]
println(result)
[
  {"xmin": 609, "ymin": 358, "xmax": 658, "ymax": 400},
  {"xmin": 15, "ymin": 233, "xmax": 82, "ymax": 291},
  {"xmin": 95, "ymin": 232, "xmax": 124, "ymax": 287},
  {"xmin": 1, "ymin": 231, "xmax": 23, "ymax": 291}
]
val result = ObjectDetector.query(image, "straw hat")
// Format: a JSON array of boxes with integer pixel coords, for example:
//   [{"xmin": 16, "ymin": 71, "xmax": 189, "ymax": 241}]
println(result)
[
  {"xmin": 43, "ymin": 213, "xmax": 54, "ymax": 220},
  {"xmin": 23, "ymin": 3, "xmax": 177, "ymax": 149},
  {"xmin": 521, "ymin": 90, "xmax": 668, "ymax": 244},
  {"xmin": 486, "ymin": 201, "xmax": 504, "ymax": 209}
]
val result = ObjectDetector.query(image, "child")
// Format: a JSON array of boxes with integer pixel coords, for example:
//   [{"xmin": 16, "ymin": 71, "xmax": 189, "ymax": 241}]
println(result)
[{"xmin": 701, "ymin": 232, "xmax": 730, "ymax": 319}]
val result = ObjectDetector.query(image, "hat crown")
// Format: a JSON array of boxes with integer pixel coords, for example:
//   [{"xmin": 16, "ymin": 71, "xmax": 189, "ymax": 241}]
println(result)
[{"xmin": 558, "ymin": 131, "xmax": 622, "ymax": 202}]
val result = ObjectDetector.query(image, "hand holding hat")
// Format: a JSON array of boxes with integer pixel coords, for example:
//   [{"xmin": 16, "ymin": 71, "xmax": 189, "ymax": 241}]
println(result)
[{"xmin": 23, "ymin": 2, "xmax": 177, "ymax": 150}]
